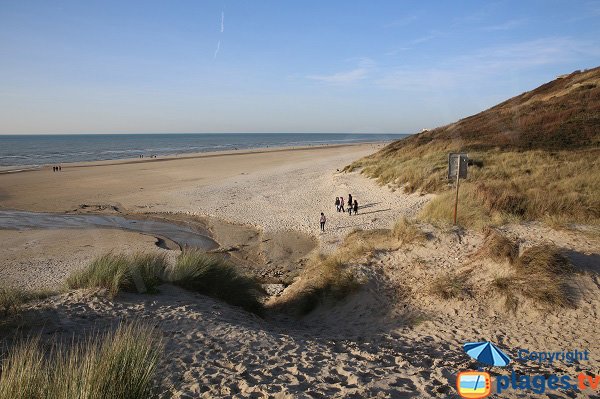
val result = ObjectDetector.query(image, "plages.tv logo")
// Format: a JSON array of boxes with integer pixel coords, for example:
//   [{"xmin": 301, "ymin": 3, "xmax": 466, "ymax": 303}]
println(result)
[
  {"xmin": 457, "ymin": 341, "xmax": 511, "ymax": 399},
  {"xmin": 456, "ymin": 341, "xmax": 599, "ymax": 397}
]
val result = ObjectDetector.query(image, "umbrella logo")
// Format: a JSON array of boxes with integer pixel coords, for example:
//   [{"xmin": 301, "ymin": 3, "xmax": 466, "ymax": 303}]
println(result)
[{"xmin": 463, "ymin": 341, "xmax": 511, "ymax": 367}]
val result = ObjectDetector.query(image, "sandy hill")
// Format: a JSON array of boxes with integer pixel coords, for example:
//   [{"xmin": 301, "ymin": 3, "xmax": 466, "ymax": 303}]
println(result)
[{"xmin": 384, "ymin": 66, "xmax": 600, "ymax": 153}]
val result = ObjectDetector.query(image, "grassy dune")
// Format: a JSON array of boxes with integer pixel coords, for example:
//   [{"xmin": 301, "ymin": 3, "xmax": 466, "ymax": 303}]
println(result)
[
  {"xmin": 346, "ymin": 68, "xmax": 600, "ymax": 228},
  {"xmin": 0, "ymin": 322, "xmax": 162, "ymax": 399},
  {"xmin": 67, "ymin": 251, "xmax": 264, "ymax": 314},
  {"xmin": 347, "ymin": 147, "xmax": 600, "ymax": 228}
]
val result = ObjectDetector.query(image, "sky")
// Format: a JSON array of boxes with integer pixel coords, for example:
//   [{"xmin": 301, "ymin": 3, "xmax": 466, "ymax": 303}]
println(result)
[{"xmin": 1, "ymin": 1, "xmax": 599, "ymax": 134}]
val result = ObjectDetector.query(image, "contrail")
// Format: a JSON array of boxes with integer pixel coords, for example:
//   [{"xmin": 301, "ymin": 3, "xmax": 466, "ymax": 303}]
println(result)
[
  {"xmin": 214, "ymin": 40, "xmax": 221, "ymax": 59},
  {"xmin": 221, "ymin": 11, "xmax": 224, "ymax": 33}
]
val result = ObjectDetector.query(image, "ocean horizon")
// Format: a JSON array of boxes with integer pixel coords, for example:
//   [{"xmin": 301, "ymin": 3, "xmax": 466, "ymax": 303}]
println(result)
[{"xmin": 0, "ymin": 133, "xmax": 409, "ymax": 168}]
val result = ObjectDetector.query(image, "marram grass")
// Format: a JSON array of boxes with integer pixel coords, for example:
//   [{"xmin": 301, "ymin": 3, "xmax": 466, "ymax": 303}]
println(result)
[{"xmin": 0, "ymin": 321, "xmax": 162, "ymax": 399}]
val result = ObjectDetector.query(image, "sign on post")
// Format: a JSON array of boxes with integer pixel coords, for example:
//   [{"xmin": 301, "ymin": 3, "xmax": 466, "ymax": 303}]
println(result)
[
  {"xmin": 448, "ymin": 153, "xmax": 468, "ymax": 225},
  {"xmin": 448, "ymin": 153, "xmax": 468, "ymax": 179}
]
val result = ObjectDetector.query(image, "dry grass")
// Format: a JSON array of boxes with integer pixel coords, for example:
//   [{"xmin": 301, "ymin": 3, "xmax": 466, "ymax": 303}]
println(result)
[
  {"xmin": 168, "ymin": 250, "xmax": 265, "ymax": 314},
  {"xmin": 67, "ymin": 253, "xmax": 168, "ymax": 296},
  {"xmin": 490, "ymin": 244, "xmax": 576, "ymax": 309},
  {"xmin": 476, "ymin": 228, "xmax": 519, "ymax": 264},
  {"xmin": 0, "ymin": 321, "xmax": 162, "ymax": 399},
  {"xmin": 0, "ymin": 288, "xmax": 56, "ymax": 318},
  {"xmin": 392, "ymin": 217, "xmax": 427, "ymax": 245},
  {"xmin": 272, "ymin": 233, "xmax": 368, "ymax": 316},
  {"xmin": 429, "ymin": 272, "xmax": 472, "ymax": 300},
  {"xmin": 351, "ymin": 147, "xmax": 600, "ymax": 229}
]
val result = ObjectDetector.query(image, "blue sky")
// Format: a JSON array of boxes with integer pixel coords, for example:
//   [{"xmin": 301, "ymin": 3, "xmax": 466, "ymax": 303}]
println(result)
[{"xmin": 1, "ymin": 1, "xmax": 599, "ymax": 134}]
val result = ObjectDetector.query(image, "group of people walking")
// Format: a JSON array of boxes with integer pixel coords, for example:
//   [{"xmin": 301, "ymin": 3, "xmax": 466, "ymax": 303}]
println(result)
[
  {"xmin": 319, "ymin": 193, "xmax": 359, "ymax": 232},
  {"xmin": 335, "ymin": 194, "xmax": 358, "ymax": 215},
  {"xmin": 52, "ymin": 166, "xmax": 61, "ymax": 172}
]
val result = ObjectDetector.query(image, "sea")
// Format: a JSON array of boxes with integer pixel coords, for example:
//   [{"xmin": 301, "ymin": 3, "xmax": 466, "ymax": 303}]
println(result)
[{"xmin": 0, "ymin": 133, "xmax": 408, "ymax": 169}]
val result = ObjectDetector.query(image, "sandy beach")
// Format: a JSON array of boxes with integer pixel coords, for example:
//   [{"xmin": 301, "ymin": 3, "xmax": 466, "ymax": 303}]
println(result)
[{"xmin": 1, "ymin": 142, "xmax": 599, "ymax": 398}]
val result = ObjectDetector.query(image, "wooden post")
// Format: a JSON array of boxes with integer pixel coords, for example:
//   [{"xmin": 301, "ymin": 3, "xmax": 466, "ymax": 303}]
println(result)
[{"xmin": 453, "ymin": 156, "xmax": 460, "ymax": 225}]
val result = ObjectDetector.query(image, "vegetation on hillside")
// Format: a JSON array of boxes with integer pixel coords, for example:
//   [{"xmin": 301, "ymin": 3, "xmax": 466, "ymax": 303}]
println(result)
[{"xmin": 346, "ymin": 67, "xmax": 600, "ymax": 227}]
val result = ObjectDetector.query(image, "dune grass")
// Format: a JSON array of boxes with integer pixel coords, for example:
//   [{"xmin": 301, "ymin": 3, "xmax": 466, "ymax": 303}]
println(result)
[
  {"xmin": 514, "ymin": 245, "xmax": 576, "ymax": 308},
  {"xmin": 429, "ymin": 272, "xmax": 472, "ymax": 300},
  {"xmin": 0, "ymin": 287, "xmax": 56, "ymax": 318},
  {"xmin": 167, "ymin": 250, "xmax": 265, "ymax": 314},
  {"xmin": 392, "ymin": 217, "xmax": 428, "ymax": 245},
  {"xmin": 0, "ymin": 321, "xmax": 162, "ymax": 399},
  {"xmin": 66, "ymin": 253, "xmax": 168, "ymax": 296},
  {"xmin": 476, "ymin": 228, "xmax": 519, "ymax": 264},
  {"xmin": 483, "ymin": 240, "xmax": 577, "ymax": 309},
  {"xmin": 283, "ymin": 254, "xmax": 362, "ymax": 316},
  {"xmin": 348, "ymin": 147, "xmax": 600, "ymax": 229}
]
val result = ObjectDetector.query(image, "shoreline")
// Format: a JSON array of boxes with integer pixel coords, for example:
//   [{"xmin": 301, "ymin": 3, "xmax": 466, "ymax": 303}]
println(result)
[{"xmin": 0, "ymin": 140, "xmax": 395, "ymax": 174}]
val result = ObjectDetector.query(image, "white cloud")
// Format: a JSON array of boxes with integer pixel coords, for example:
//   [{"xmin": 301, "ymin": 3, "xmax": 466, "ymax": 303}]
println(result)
[
  {"xmin": 378, "ymin": 37, "xmax": 600, "ymax": 91},
  {"xmin": 482, "ymin": 18, "xmax": 527, "ymax": 31},
  {"xmin": 221, "ymin": 11, "xmax": 224, "ymax": 33},
  {"xmin": 307, "ymin": 58, "xmax": 375, "ymax": 85}
]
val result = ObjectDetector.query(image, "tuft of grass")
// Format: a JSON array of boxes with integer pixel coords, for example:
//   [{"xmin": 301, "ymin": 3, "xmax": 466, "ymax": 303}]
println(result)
[
  {"xmin": 66, "ymin": 253, "xmax": 168, "ymax": 296},
  {"xmin": 392, "ymin": 217, "xmax": 427, "ymax": 245},
  {"xmin": 0, "ymin": 321, "xmax": 162, "ymax": 399},
  {"xmin": 167, "ymin": 250, "xmax": 264, "ymax": 314},
  {"xmin": 516, "ymin": 245, "xmax": 575, "ymax": 275},
  {"xmin": 490, "ymin": 244, "xmax": 577, "ymax": 309},
  {"xmin": 476, "ymin": 228, "xmax": 519, "ymax": 264},
  {"xmin": 515, "ymin": 245, "xmax": 576, "ymax": 308},
  {"xmin": 430, "ymin": 272, "xmax": 472, "ymax": 300},
  {"xmin": 491, "ymin": 276, "xmax": 520, "ymax": 312},
  {"xmin": 0, "ymin": 288, "xmax": 56, "ymax": 318},
  {"xmin": 289, "ymin": 255, "xmax": 362, "ymax": 316}
]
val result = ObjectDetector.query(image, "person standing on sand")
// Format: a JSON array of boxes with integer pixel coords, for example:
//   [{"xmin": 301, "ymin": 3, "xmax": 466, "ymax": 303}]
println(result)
[
  {"xmin": 320, "ymin": 212, "xmax": 326, "ymax": 231},
  {"xmin": 348, "ymin": 194, "xmax": 353, "ymax": 208},
  {"xmin": 335, "ymin": 197, "xmax": 340, "ymax": 212},
  {"xmin": 353, "ymin": 200, "xmax": 358, "ymax": 214},
  {"xmin": 340, "ymin": 196, "xmax": 345, "ymax": 213}
]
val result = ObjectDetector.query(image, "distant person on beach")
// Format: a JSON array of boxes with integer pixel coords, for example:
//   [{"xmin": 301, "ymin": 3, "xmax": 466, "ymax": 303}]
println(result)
[
  {"xmin": 52, "ymin": 166, "xmax": 55, "ymax": 172},
  {"xmin": 320, "ymin": 212, "xmax": 326, "ymax": 231},
  {"xmin": 348, "ymin": 194, "xmax": 353, "ymax": 208},
  {"xmin": 58, "ymin": 165, "xmax": 61, "ymax": 171},
  {"xmin": 339, "ymin": 196, "xmax": 345, "ymax": 213},
  {"xmin": 335, "ymin": 197, "xmax": 340, "ymax": 212},
  {"xmin": 353, "ymin": 200, "xmax": 358, "ymax": 214}
]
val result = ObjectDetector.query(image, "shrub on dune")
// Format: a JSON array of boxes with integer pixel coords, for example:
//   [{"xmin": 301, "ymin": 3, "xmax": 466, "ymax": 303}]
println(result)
[
  {"xmin": 167, "ymin": 250, "xmax": 265, "ymax": 314},
  {"xmin": 0, "ymin": 321, "xmax": 162, "ymax": 399}
]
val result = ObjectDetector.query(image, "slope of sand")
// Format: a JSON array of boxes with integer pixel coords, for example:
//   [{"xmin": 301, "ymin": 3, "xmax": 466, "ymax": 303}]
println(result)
[{"xmin": 8, "ymin": 224, "xmax": 599, "ymax": 399}]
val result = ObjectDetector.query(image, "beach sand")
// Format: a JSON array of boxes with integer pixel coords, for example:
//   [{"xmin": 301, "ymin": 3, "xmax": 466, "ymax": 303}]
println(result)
[{"xmin": 1, "ymin": 143, "xmax": 599, "ymax": 398}]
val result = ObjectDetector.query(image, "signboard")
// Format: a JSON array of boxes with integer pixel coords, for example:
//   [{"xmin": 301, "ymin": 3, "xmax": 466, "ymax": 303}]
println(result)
[{"xmin": 448, "ymin": 153, "xmax": 468, "ymax": 180}]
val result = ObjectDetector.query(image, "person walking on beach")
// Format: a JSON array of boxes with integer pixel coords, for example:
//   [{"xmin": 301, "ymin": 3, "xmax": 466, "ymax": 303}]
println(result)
[
  {"xmin": 335, "ymin": 197, "xmax": 340, "ymax": 212},
  {"xmin": 320, "ymin": 212, "xmax": 326, "ymax": 231},
  {"xmin": 339, "ymin": 196, "xmax": 345, "ymax": 213},
  {"xmin": 348, "ymin": 194, "xmax": 353, "ymax": 208},
  {"xmin": 353, "ymin": 199, "xmax": 358, "ymax": 215}
]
